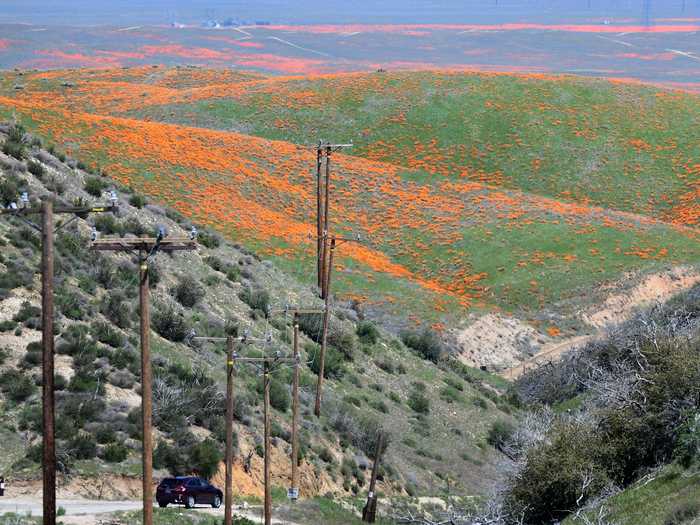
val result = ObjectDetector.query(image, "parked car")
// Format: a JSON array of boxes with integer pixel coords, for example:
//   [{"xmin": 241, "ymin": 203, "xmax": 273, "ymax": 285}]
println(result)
[{"xmin": 156, "ymin": 476, "xmax": 223, "ymax": 509}]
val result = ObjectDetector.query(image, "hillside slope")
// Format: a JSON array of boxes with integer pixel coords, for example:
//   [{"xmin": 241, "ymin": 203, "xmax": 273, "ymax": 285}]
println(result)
[
  {"xmin": 0, "ymin": 124, "xmax": 512, "ymax": 507},
  {"xmin": 0, "ymin": 68, "xmax": 698, "ymax": 365}
]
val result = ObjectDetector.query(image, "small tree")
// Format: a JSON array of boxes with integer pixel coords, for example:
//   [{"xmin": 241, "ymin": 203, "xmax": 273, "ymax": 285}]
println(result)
[
  {"xmin": 401, "ymin": 328, "xmax": 444, "ymax": 363},
  {"xmin": 190, "ymin": 439, "xmax": 222, "ymax": 480},
  {"xmin": 357, "ymin": 321, "xmax": 379, "ymax": 345},
  {"xmin": 104, "ymin": 442, "xmax": 129, "ymax": 463}
]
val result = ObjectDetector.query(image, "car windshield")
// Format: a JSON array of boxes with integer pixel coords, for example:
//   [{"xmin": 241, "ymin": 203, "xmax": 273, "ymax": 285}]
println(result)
[{"xmin": 159, "ymin": 479, "xmax": 178, "ymax": 487}]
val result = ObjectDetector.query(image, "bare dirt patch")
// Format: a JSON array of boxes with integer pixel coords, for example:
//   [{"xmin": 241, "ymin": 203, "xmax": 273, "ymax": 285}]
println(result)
[
  {"xmin": 453, "ymin": 313, "xmax": 548, "ymax": 370},
  {"xmin": 582, "ymin": 266, "xmax": 700, "ymax": 329}
]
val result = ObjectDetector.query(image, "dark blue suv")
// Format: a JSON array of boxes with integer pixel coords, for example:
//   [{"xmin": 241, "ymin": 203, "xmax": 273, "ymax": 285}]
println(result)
[{"xmin": 156, "ymin": 476, "xmax": 223, "ymax": 509}]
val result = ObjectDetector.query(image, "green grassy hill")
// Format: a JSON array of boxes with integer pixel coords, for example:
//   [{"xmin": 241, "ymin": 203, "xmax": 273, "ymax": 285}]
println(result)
[{"xmin": 0, "ymin": 68, "xmax": 698, "ymax": 345}]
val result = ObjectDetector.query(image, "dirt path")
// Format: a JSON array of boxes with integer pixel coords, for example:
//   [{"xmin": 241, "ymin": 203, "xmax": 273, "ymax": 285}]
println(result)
[
  {"xmin": 501, "ymin": 267, "xmax": 700, "ymax": 380},
  {"xmin": 0, "ymin": 498, "xmax": 303, "ymax": 525},
  {"xmin": 500, "ymin": 334, "xmax": 593, "ymax": 380}
]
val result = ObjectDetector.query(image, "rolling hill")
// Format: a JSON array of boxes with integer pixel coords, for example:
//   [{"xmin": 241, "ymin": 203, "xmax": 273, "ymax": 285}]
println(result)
[{"xmin": 0, "ymin": 67, "xmax": 698, "ymax": 364}]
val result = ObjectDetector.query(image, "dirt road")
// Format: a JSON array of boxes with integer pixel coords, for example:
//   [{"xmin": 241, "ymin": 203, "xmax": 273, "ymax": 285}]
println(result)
[
  {"xmin": 0, "ymin": 498, "xmax": 301, "ymax": 524},
  {"xmin": 501, "ymin": 334, "xmax": 593, "ymax": 380}
]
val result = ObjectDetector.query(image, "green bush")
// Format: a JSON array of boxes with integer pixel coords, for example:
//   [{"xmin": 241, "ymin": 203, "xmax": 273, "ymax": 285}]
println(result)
[
  {"xmin": 190, "ymin": 439, "xmax": 222, "ymax": 480},
  {"xmin": 151, "ymin": 303, "xmax": 190, "ymax": 342},
  {"xmin": 401, "ymin": 328, "xmax": 444, "ymax": 363},
  {"xmin": 95, "ymin": 425, "xmax": 117, "ymax": 444},
  {"xmin": 369, "ymin": 399, "xmax": 389, "ymax": 414},
  {"xmin": 226, "ymin": 265, "xmax": 241, "ymax": 282},
  {"xmin": 444, "ymin": 375, "xmax": 464, "ymax": 392},
  {"xmin": 84, "ymin": 176, "xmax": 107, "ymax": 198},
  {"xmin": 0, "ymin": 173, "xmax": 21, "ymax": 206},
  {"xmin": 0, "ymin": 174, "xmax": 25, "ymax": 206},
  {"xmin": 2, "ymin": 139, "xmax": 25, "ymax": 160},
  {"xmin": 91, "ymin": 321, "xmax": 125, "ymax": 348},
  {"xmin": 154, "ymin": 440, "xmax": 188, "ymax": 475},
  {"xmin": 504, "ymin": 422, "xmax": 611, "ymax": 524},
  {"xmin": 21, "ymin": 345, "xmax": 42, "ymax": 369},
  {"xmin": 357, "ymin": 321, "xmax": 379, "ymax": 345},
  {"xmin": 271, "ymin": 420, "xmax": 291, "ymax": 442},
  {"xmin": 56, "ymin": 286, "xmax": 86, "ymax": 320},
  {"xmin": 204, "ymin": 255, "xmax": 224, "ymax": 271},
  {"xmin": 69, "ymin": 433, "xmax": 98, "ymax": 459},
  {"xmin": 69, "ymin": 370, "xmax": 104, "ymax": 395},
  {"xmin": 487, "ymin": 420, "xmax": 515, "ymax": 451},
  {"xmin": 309, "ymin": 343, "xmax": 345, "ymax": 379},
  {"xmin": 172, "ymin": 275, "xmax": 205, "ymax": 308},
  {"xmin": 128, "ymin": 193, "xmax": 147, "ymax": 208},
  {"xmin": 318, "ymin": 447, "xmax": 335, "ymax": 464},
  {"xmin": 0, "ymin": 368, "xmax": 37, "ymax": 402},
  {"xmin": 123, "ymin": 217, "xmax": 147, "ymax": 236},
  {"xmin": 269, "ymin": 379, "xmax": 290, "ymax": 412},
  {"xmin": 407, "ymin": 387, "xmax": 430, "ymax": 414},
  {"xmin": 239, "ymin": 286, "xmax": 270, "ymax": 314},
  {"xmin": 329, "ymin": 323, "xmax": 357, "ymax": 361},
  {"xmin": 197, "ymin": 230, "xmax": 221, "ymax": 249},
  {"xmin": 13, "ymin": 301, "xmax": 40, "ymax": 324},
  {"xmin": 6, "ymin": 124, "xmax": 26, "ymax": 145},
  {"xmin": 57, "ymin": 324, "xmax": 95, "ymax": 356},
  {"xmin": 101, "ymin": 292, "xmax": 131, "ymax": 329},
  {"xmin": 472, "ymin": 397, "xmax": 488, "ymax": 409},
  {"xmin": 27, "ymin": 160, "xmax": 46, "ymax": 178},
  {"xmin": 104, "ymin": 442, "xmax": 129, "ymax": 463},
  {"xmin": 93, "ymin": 213, "xmax": 123, "ymax": 236}
]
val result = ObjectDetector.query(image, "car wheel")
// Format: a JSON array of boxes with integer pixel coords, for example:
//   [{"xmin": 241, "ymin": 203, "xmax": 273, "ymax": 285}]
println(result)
[
  {"xmin": 212, "ymin": 495, "xmax": 221, "ymax": 509},
  {"xmin": 185, "ymin": 495, "xmax": 195, "ymax": 509},
  {"xmin": 158, "ymin": 501, "xmax": 168, "ymax": 508}
]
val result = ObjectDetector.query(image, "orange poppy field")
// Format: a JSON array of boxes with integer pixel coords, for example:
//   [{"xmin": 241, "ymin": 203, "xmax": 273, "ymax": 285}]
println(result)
[{"xmin": 1, "ymin": 66, "xmax": 698, "ymax": 332}]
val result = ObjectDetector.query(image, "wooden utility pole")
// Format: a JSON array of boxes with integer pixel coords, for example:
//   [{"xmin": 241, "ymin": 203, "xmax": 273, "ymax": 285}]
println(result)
[
  {"xmin": 235, "ymin": 354, "xmax": 297, "ymax": 525},
  {"xmin": 316, "ymin": 143, "xmax": 323, "ymax": 290},
  {"xmin": 320, "ymin": 144, "xmax": 331, "ymax": 299},
  {"xmin": 191, "ymin": 334, "xmax": 272, "ymax": 525},
  {"xmin": 315, "ymin": 236, "xmax": 336, "ymax": 417},
  {"xmin": 195, "ymin": 332, "xmax": 297, "ymax": 525},
  {"xmin": 263, "ymin": 361, "xmax": 272, "ymax": 525},
  {"xmin": 225, "ymin": 336, "xmax": 235, "ymax": 525},
  {"xmin": 91, "ymin": 234, "xmax": 196, "ymax": 525},
  {"xmin": 268, "ymin": 306, "xmax": 324, "ymax": 498},
  {"xmin": 362, "ymin": 432, "xmax": 385, "ymax": 523},
  {"xmin": 139, "ymin": 254, "xmax": 153, "ymax": 525},
  {"xmin": 290, "ymin": 315, "xmax": 300, "ymax": 501},
  {"xmin": 2, "ymin": 195, "xmax": 118, "ymax": 525},
  {"xmin": 40, "ymin": 200, "xmax": 55, "ymax": 525},
  {"xmin": 314, "ymin": 142, "xmax": 351, "ymax": 299}
]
